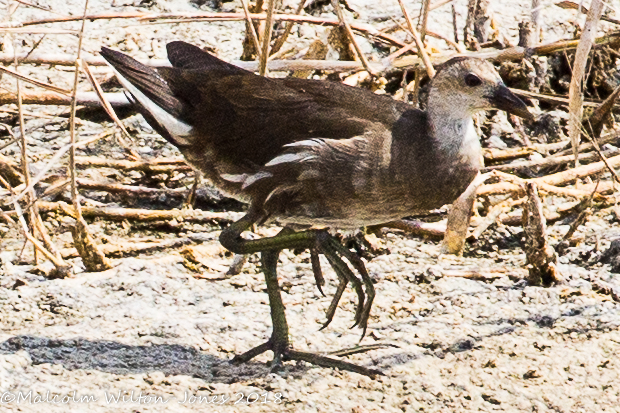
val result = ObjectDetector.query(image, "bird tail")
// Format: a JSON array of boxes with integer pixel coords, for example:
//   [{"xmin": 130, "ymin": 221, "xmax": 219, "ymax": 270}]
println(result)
[{"xmin": 99, "ymin": 47, "xmax": 193, "ymax": 145}]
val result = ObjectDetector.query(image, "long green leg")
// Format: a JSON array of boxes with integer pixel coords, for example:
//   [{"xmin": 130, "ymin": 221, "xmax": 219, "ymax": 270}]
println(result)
[{"xmin": 221, "ymin": 213, "xmax": 384, "ymax": 377}]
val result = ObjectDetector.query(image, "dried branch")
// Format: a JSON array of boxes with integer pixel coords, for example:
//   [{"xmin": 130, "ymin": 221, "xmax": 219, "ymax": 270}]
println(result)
[
  {"xmin": 556, "ymin": 0, "xmax": 620, "ymax": 26},
  {"xmin": 469, "ymin": 197, "xmax": 525, "ymax": 240},
  {"xmin": 74, "ymin": 156, "xmax": 190, "ymax": 173},
  {"xmin": 331, "ymin": 0, "xmax": 375, "ymax": 76},
  {"xmin": 478, "ymin": 153, "xmax": 620, "ymax": 196},
  {"xmin": 0, "ymin": 65, "xmax": 70, "ymax": 95},
  {"xmin": 522, "ymin": 182, "xmax": 561, "ymax": 286},
  {"xmin": 20, "ymin": 201, "xmax": 244, "ymax": 224},
  {"xmin": 0, "ymin": 91, "xmax": 131, "ymax": 107},
  {"xmin": 259, "ymin": 0, "xmax": 276, "ymax": 76},
  {"xmin": 10, "ymin": 131, "xmax": 113, "ymax": 205},
  {"xmin": 0, "ymin": 153, "xmax": 23, "ymax": 187},
  {"xmin": 271, "ymin": 0, "xmax": 306, "ymax": 55},
  {"xmin": 76, "ymin": 178, "xmax": 187, "ymax": 196},
  {"xmin": 60, "ymin": 237, "xmax": 197, "ymax": 259},
  {"xmin": 441, "ymin": 172, "xmax": 491, "ymax": 255},
  {"xmin": 68, "ymin": 0, "xmax": 111, "ymax": 272},
  {"xmin": 483, "ymin": 147, "xmax": 620, "ymax": 172},
  {"xmin": 239, "ymin": 0, "xmax": 262, "ymax": 62},
  {"xmin": 397, "ymin": 0, "xmax": 436, "ymax": 78},
  {"xmin": 418, "ymin": 0, "xmax": 432, "ymax": 42},
  {"xmin": 567, "ymin": 0, "xmax": 604, "ymax": 167}
]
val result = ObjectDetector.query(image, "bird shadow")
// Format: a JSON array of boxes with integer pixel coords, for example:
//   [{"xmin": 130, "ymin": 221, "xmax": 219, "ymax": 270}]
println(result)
[{"xmin": 0, "ymin": 335, "xmax": 304, "ymax": 383}]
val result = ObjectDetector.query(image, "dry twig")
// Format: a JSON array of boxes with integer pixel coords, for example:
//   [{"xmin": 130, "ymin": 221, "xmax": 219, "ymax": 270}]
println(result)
[
  {"xmin": 567, "ymin": 0, "xmax": 605, "ymax": 167},
  {"xmin": 522, "ymin": 182, "xmax": 561, "ymax": 286},
  {"xmin": 441, "ymin": 173, "xmax": 491, "ymax": 255},
  {"xmin": 397, "ymin": 0, "xmax": 436, "ymax": 78},
  {"xmin": 68, "ymin": 0, "xmax": 111, "ymax": 272},
  {"xmin": 331, "ymin": 0, "xmax": 375, "ymax": 76}
]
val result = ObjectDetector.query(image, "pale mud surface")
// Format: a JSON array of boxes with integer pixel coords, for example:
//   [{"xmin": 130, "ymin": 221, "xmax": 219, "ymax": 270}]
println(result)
[{"xmin": 1, "ymin": 0, "xmax": 620, "ymax": 412}]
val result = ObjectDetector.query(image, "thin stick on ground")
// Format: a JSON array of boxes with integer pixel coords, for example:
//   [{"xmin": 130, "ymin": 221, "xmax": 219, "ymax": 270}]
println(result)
[
  {"xmin": 478, "ymin": 153, "xmax": 620, "ymax": 197},
  {"xmin": 418, "ymin": 0, "xmax": 432, "ymax": 42},
  {"xmin": 258, "ymin": 0, "xmax": 276, "ymax": 76},
  {"xmin": 240, "ymin": 0, "xmax": 262, "ymax": 63},
  {"xmin": 270, "ymin": 0, "xmax": 306, "ymax": 55},
  {"xmin": 441, "ymin": 172, "xmax": 492, "ymax": 255},
  {"xmin": 81, "ymin": 60, "xmax": 139, "ymax": 160},
  {"xmin": 567, "ymin": 0, "xmax": 604, "ymax": 167},
  {"xmin": 522, "ymin": 182, "xmax": 561, "ymax": 286},
  {"xmin": 331, "ymin": 0, "xmax": 376, "ymax": 76},
  {"xmin": 9, "ymin": 22, "xmax": 63, "ymax": 264},
  {"xmin": 0, "ymin": 65, "xmax": 70, "ymax": 95},
  {"xmin": 581, "ymin": 130, "xmax": 620, "ymax": 185},
  {"xmin": 9, "ymin": 131, "xmax": 114, "ymax": 205},
  {"xmin": 68, "ymin": 0, "xmax": 111, "ymax": 272},
  {"xmin": 0, "ymin": 174, "xmax": 69, "ymax": 276},
  {"xmin": 397, "ymin": 0, "xmax": 436, "ymax": 78}
]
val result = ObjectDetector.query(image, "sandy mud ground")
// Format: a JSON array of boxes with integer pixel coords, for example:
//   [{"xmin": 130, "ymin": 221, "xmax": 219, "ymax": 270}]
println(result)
[{"xmin": 1, "ymin": 0, "xmax": 620, "ymax": 412}]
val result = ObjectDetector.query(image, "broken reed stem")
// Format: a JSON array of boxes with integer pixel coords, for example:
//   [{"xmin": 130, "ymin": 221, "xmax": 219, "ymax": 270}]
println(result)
[
  {"xmin": 464, "ymin": 0, "xmax": 477, "ymax": 45},
  {"xmin": 470, "ymin": 197, "xmax": 525, "ymax": 240},
  {"xmin": 0, "ymin": 65, "xmax": 70, "ymax": 95},
  {"xmin": 69, "ymin": 4, "xmax": 89, "ymax": 216},
  {"xmin": 11, "ymin": 32, "xmax": 50, "ymax": 264},
  {"xmin": 68, "ymin": 0, "xmax": 112, "ymax": 272},
  {"xmin": 441, "ymin": 172, "xmax": 491, "ymax": 255},
  {"xmin": 0, "ymin": 174, "xmax": 66, "ymax": 271},
  {"xmin": 397, "ymin": 0, "xmax": 436, "ymax": 78},
  {"xmin": 331, "ymin": 0, "xmax": 376, "ymax": 76},
  {"xmin": 567, "ymin": 0, "xmax": 604, "ymax": 168},
  {"xmin": 240, "ymin": 0, "xmax": 262, "ymax": 63},
  {"xmin": 25, "ymin": 201, "xmax": 243, "ymax": 224},
  {"xmin": 479, "ymin": 153, "xmax": 620, "ymax": 196},
  {"xmin": 259, "ymin": 0, "xmax": 276, "ymax": 76},
  {"xmin": 483, "ymin": 147, "xmax": 620, "ymax": 172},
  {"xmin": 561, "ymin": 178, "xmax": 599, "ymax": 242},
  {"xmin": 451, "ymin": 3, "xmax": 458, "ymax": 43},
  {"xmin": 81, "ymin": 60, "xmax": 139, "ymax": 160},
  {"xmin": 271, "ymin": 0, "xmax": 306, "ymax": 55},
  {"xmin": 418, "ymin": 0, "xmax": 431, "ymax": 42},
  {"xmin": 522, "ymin": 182, "xmax": 561, "ymax": 286},
  {"xmin": 582, "ymin": 132, "xmax": 620, "ymax": 186}
]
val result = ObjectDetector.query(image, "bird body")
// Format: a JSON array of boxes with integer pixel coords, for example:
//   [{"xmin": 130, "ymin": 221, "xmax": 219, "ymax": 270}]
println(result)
[
  {"xmin": 101, "ymin": 42, "xmax": 532, "ymax": 377},
  {"xmin": 101, "ymin": 42, "xmax": 528, "ymax": 229}
]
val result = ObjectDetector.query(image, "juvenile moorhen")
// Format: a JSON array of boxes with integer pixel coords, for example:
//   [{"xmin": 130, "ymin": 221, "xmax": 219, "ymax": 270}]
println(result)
[{"xmin": 101, "ymin": 41, "xmax": 533, "ymax": 377}]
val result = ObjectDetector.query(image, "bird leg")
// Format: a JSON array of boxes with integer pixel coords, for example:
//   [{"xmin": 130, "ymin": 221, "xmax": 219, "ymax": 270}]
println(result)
[
  {"xmin": 220, "ymin": 213, "xmax": 382, "ymax": 377},
  {"xmin": 220, "ymin": 213, "xmax": 375, "ymax": 334}
]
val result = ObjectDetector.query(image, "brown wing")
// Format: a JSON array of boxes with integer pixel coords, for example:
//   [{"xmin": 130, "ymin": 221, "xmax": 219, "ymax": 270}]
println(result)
[
  {"xmin": 103, "ymin": 41, "xmax": 411, "ymax": 169},
  {"xmin": 158, "ymin": 66, "xmax": 410, "ymax": 169}
]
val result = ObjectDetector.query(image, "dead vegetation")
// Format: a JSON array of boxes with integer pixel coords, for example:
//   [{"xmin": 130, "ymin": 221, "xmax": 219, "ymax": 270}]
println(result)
[{"xmin": 0, "ymin": 0, "xmax": 618, "ymax": 290}]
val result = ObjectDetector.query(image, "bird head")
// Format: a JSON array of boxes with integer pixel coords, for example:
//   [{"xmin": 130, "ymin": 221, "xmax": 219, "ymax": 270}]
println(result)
[{"xmin": 428, "ymin": 57, "xmax": 534, "ymax": 121}]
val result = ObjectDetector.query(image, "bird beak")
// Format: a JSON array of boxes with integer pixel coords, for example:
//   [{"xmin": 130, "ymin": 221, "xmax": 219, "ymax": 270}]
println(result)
[{"xmin": 487, "ymin": 84, "xmax": 534, "ymax": 121}]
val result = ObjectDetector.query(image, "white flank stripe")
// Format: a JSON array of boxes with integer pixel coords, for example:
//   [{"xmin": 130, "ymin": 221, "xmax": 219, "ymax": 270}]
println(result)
[
  {"xmin": 265, "ymin": 153, "xmax": 316, "ymax": 167},
  {"xmin": 241, "ymin": 171, "xmax": 273, "ymax": 190},
  {"xmin": 220, "ymin": 173, "xmax": 248, "ymax": 183},
  {"xmin": 283, "ymin": 138, "xmax": 323, "ymax": 148}
]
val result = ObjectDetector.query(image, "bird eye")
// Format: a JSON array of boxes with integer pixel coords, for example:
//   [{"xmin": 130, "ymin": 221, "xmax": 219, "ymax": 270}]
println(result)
[{"xmin": 464, "ymin": 73, "xmax": 482, "ymax": 87}]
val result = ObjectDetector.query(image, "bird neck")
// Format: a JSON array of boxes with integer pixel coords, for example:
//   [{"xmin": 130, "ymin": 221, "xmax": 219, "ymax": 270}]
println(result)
[{"xmin": 426, "ymin": 95, "xmax": 481, "ymax": 161}]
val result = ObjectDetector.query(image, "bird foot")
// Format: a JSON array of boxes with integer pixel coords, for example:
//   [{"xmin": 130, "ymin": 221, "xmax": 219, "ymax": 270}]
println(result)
[{"xmin": 231, "ymin": 340, "xmax": 385, "ymax": 378}]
